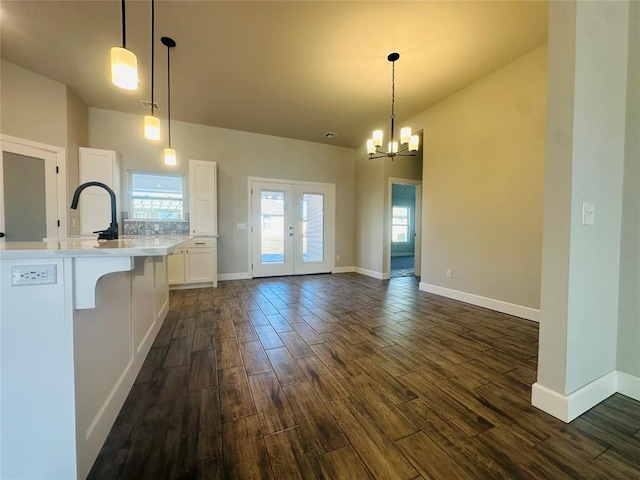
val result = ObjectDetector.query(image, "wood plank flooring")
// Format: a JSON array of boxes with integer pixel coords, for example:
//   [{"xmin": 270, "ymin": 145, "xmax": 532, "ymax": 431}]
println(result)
[{"xmin": 88, "ymin": 274, "xmax": 640, "ymax": 479}]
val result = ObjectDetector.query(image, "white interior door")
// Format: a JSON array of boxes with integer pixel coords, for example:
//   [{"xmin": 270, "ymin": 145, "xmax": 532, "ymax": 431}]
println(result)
[
  {"xmin": 251, "ymin": 180, "xmax": 335, "ymax": 278},
  {"xmin": 0, "ymin": 137, "xmax": 64, "ymax": 242}
]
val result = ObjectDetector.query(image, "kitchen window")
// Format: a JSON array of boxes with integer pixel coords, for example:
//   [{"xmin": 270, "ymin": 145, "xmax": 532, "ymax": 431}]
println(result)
[
  {"xmin": 130, "ymin": 172, "xmax": 184, "ymax": 220},
  {"xmin": 392, "ymin": 206, "xmax": 409, "ymax": 243}
]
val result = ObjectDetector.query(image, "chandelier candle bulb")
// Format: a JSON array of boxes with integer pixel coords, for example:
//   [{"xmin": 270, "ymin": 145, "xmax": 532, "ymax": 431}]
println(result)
[
  {"xmin": 372, "ymin": 130, "xmax": 383, "ymax": 147},
  {"xmin": 389, "ymin": 141, "xmax": 399, "ymax": 154},
  {"xmin": 400, "ymin": 127, "xmax": 412, "ymax": 144},
  {"xmin": 366, "ymin": 139, "xmax": 376, "ymax": 154},
  {"xmin": 144, "ymin": 115, "xmax": 161, "ymax": 140},
  {"xmin": 409, "ymin": 135, "xmax": 420, "ymax": 151}
]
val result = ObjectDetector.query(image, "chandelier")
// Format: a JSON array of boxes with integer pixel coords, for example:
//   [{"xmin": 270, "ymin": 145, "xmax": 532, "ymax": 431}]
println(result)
[{"xmin": 366, "ymin": 52, "xmax": 419, "ymax": 159}]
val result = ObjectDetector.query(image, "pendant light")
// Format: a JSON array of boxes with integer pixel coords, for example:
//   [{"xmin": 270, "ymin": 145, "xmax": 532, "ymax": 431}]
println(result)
[
  {"xmin": 111, "ymin": 0, "xmax": 138, "ymax": 90},
  {"xmin": 162, "ymin": 36, "xmax": 177, "ymax": 166},
  {"xmin": 143, "ymin": 0, "xmax": 160, "ymax": 140},
  {"xmin": 366, "ymin": 53, "xmax": 419, "ymax": 159}
]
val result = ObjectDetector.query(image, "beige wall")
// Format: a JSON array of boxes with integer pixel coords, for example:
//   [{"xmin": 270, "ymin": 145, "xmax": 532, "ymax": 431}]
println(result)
[
  {"xmin": 617, "ymin": 0, "xmax": 640, "ymax": 378},
  {"xmin": 0, "ymin": 60, "xmax": 67, "ymax": 148},
  {"xmin": 1, "ymin": 59, "xmax": 89, "ymax": 237},
  {"xmin": 88, "ymin": 108, "xmax": 356, "ymax": 275},
  {"xmin": 355, "ymin": 148, "xmax": 385, "ymax": 274},
  {"xmin": 66, "ymin": 89, "xmax": 89, "ymax": 236},
  {"xmin": 537, "ymin": 0, "xmax": 630, "ymax": 396},
  {"xmin": 405, "ymin": 46, "xmax": 547, "ymax": 309}
]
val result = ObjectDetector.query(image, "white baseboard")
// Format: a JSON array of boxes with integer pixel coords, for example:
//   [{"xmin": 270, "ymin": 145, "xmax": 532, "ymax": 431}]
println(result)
[
  {"xmin": 218, "ymin": 272, "xmax": 251, "ymax": 281},
  {"xmin": 333, "ymin": 266, "xmax": 355, "ymax": 273},
  {"xmin": 418, "ymin": 282, "xmax": 540, "ymax": 322},
  {"xmin": 532, "ymin": 370, "xmax": 620, "ymax": 422},
  {"xmin": 355, "ymin": 267, "xmax": 386, "ymax": 280},
  {"xmin": 617, "ymin": 371, "xmax": 640, "ymax": 401}
]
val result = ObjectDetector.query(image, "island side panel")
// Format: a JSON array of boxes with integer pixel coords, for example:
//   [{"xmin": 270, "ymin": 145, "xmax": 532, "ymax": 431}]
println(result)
[
  {"xmin": 73, "ymin": 255, "xmax": 169, "ymax": 479},
  {"xmin": 0, "ymin": 257, "xmax": 78, "ymax": 480}
]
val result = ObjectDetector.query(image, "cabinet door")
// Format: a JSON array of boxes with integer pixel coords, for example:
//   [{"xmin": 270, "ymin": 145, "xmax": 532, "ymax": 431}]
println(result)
[
  {"xmin": 185, "ymin": 248, "xmax": 215, "ymax": 283},
  {"xmin": 188, "ymin": 160, "xmax": 217, "ymax": 235},
  {"xmin": 167, "ymin": 250, "xmax": 185, "ymax": 285},
  {"xmin": 79, "ymin": 148, "xmax": 119, "ymax": 236}
]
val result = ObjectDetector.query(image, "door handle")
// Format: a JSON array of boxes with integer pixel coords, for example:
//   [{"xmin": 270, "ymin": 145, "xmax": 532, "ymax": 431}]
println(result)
[
  {"xmin": 289, "ymin": 233, "xmax": 294, "ymax": 236},
  {"xmin": 0, "ymin": 232, "xmax": 4, "ymax": 238}
]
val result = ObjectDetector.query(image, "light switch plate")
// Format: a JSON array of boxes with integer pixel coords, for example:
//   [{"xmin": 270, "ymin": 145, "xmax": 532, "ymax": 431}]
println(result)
[{"xmin": 582, "ymin": 201, "xmax": 595, "ymax": 226}]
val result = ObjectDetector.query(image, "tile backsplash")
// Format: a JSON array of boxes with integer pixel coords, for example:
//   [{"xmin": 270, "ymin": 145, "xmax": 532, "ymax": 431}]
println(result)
[{"xmin": 123, "ymin": 220, "xmax": 189, "ymax": 236}]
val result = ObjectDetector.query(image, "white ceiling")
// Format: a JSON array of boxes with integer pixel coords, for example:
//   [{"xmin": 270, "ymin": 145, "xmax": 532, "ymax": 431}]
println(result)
[{"xmin": 0, "ymin": 1, "xmax": 548, "ymax": 148}]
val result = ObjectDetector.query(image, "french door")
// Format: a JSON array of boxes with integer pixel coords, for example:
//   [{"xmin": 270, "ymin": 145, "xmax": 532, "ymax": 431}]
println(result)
[{"xmin": 251, "ymin": 179, "xmax": 335, "ymax": 278}]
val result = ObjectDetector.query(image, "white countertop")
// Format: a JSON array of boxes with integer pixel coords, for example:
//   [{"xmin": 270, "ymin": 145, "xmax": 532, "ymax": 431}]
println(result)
[{"xmin": 0, "ymin": 235, "xmax": 192, "ymax": 260}]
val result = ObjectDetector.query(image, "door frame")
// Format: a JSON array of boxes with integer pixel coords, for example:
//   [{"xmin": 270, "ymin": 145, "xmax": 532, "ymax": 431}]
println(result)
[
  {"xmin": 0, "ymin": 134, "xmax": 67, "ymax": 240},
  {"xmin": 386, "ymin": 177, "xmax": 422, "ymax": 278},
  {"xmin": 247, "ymin": 176, "xmax": 336, "ymax": 278}
]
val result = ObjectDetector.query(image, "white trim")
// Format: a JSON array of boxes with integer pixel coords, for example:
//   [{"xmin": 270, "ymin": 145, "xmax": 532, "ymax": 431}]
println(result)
[
  {"xmin": 169, "ymin": 282, "xmax": 215, "ymax": 291},
  {"xmin": 218, "ymin": 272, "xmax": 251, "ymax": 281},
  {"xmin": 532, "ymin": 371, "xmax": 618, "ymax": 422},
  {"xmin": 355, "ymin": 267, "xmax": 386, "ymax": 280},
  {"xmin": 617, "ymin": 371, "xmax": 640, "ymax": 401},
  {"xmin": 332, "ymin": 266, "xmax": 355, "ymax": 273},
  {"xmin": 418, "ymin": 282, "xmax": 540, "ymax": 321}
]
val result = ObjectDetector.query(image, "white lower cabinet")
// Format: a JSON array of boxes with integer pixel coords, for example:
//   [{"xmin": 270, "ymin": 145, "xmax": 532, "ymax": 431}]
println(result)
[{"xmin": 168, "ymin": 237, "xmax": 217, "ymax": 287}]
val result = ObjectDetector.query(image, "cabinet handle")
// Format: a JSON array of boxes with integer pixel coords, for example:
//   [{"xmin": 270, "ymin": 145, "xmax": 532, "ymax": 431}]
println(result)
[{"xmin": 195, "ymin": 242, "xmax": 205, "ymax": 245}]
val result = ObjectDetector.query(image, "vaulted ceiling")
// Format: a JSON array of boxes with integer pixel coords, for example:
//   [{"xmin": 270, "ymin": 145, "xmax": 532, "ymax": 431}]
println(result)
[{"xmin": 0, "ymin": 1, "xmax": 548, "ymax": 148}]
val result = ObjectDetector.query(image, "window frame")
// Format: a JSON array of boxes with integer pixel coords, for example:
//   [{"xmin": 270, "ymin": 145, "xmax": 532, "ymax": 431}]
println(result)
[
  {"xmin": 129, "ymin": 170, "xmax": 186, "ymax": 221},
  {"xmin": 391, "ymin": 205, "xmax": 410, "ymax": 244}
]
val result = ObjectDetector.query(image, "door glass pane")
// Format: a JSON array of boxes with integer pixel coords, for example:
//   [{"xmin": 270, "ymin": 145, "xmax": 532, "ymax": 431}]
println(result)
[
  {"xmin": 261, "ymin": 190, "xmax": 285, "ymax": 264},
  {"xmin": 3, "ymin": 152, "xmax": 47, "ymax": 241},
  {"xmin": 302, "ymin": 193, "xmax": 323, "ymax": 262}
]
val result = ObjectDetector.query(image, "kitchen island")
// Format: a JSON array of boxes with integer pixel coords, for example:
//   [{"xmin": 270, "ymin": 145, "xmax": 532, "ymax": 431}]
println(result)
[{"xmin": 0, "ymin": 236, "xmax": 190, "ymax": 480}]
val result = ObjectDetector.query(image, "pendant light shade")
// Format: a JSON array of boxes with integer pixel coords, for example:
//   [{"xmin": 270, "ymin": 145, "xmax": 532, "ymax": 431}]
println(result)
[
  {"xmin": 111, "ymin": 47, "xmax": 137, "ymax": 90},
  {"xmin": 111, "ymin": 0, "xmax": 137, "ymax": 90},
  {"xmin": 162, "ymin": 36, "xmax": 177, "ymax": 166},
  {"xmin": 164, "ymin": 147, "xmax": 177, "ymax": 166},
  {"xmin": 143, "ymin": 0, "xmax": 160, "ymax": 140},
  {"xmin": 144, "ymin": 115, "xmax": 161, "ymax": 140}
]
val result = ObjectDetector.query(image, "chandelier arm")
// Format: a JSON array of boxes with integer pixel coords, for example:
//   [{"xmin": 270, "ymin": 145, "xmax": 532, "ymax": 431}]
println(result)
[{"xmin": 394, "ymin": 152, "xmax": 417, "ymax": 157}]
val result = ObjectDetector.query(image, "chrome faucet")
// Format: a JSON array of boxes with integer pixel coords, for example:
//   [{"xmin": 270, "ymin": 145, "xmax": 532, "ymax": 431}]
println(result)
[{"xmin": 70, "ymin": 181, "xmax": 119, "ymax": 240}]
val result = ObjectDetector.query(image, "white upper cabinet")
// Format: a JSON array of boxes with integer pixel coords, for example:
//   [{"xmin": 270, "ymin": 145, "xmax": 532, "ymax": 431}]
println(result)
[
  {"xmin": 79, "ymin": 148, "xmax": 121, "ymax": 236},
  {"xmin": 188, "ymin": 160, "xmax": 217, "ymax": 235}
]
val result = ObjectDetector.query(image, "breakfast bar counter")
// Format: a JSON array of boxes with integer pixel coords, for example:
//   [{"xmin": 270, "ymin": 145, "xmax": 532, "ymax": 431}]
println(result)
[{"xmin": 0, "ymin": 236, "xmax": 190, "ymax": 479}]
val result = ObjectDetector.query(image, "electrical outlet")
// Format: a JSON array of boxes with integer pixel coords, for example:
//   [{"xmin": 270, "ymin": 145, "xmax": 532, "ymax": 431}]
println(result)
[
  {"xmin": 446, "ymin": 268, "xmax": 453, "ymax": 279},
  {"xmin": 336, "ymin": 254, "xmax": 341, "ymax": 261},
  {"xmin": 154, "ymin": 223, "xmax": 160, "ymax": 231},
  {"xmin": 11, "ymin": 265, "xmax": 57, "ymax": 286}
]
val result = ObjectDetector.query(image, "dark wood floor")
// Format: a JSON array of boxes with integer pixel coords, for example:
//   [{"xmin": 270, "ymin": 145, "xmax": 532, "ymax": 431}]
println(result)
[{"xmin": 88, "ymin": 273, "xmax": 640, "ymax": 479}]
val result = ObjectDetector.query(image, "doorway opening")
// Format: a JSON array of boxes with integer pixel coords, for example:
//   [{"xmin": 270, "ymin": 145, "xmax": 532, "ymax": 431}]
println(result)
[{"xmin": 387, "ymin": 178, "xmax": 422, "ymax": 280}]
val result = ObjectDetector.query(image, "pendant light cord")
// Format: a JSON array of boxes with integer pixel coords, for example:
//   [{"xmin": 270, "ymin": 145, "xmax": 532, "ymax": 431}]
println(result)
[
  {"xmin": 121, "ymin": 0, "xmax": 127, "ymax": 48},
  {"xmin": 390, "ymin": 59, "xmax": 396, "ymax": 143},
  {"xmin": 150, "ymin": 0, "xmax": 154, "ymax": 116},
  {"xmin": 167, "ymin": 44, "xmax": 171, "ymax": 147}
]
